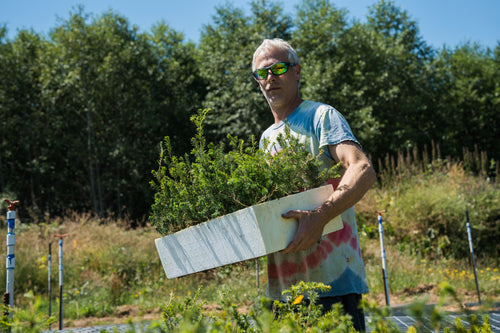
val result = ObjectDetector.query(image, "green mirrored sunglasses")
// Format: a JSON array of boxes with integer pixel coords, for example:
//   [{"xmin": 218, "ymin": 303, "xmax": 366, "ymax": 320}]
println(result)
[{"xmin": 252, "ymin": 62, "xmax": 296, "ymax": 80}]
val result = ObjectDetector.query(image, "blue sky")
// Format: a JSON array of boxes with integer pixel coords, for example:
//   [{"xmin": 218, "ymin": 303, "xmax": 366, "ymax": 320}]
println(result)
[{"xmin": 1, "ymin": 0, "xmax": 499, "ymax": 49}]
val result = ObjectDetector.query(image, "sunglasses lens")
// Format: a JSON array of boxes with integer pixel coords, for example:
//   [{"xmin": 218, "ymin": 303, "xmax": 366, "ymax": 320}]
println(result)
[
  {"xmin": 271, "ymin": 63, "xmax": 288, "ymax": 75},
  {"xmin": 256, "ymin": 68, "xmax": 268, "ymax": 80}
]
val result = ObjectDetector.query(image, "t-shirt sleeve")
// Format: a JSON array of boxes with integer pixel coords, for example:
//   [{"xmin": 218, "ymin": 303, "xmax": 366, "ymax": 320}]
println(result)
[{"xmin": 317, "ymin": 106, "xmax": 359, "ymax": 149}]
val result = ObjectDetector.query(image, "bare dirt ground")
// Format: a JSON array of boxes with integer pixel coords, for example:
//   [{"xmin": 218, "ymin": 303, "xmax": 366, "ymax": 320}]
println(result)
[{"xmin": 67, "ymin": 305, "xmax": 162, "ymax": 328}]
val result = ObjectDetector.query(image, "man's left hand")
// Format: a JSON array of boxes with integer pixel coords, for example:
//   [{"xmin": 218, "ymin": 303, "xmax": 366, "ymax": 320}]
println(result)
[{"xmin": 281, "ymin": 209, "xmax": 325, "ymax": 253}]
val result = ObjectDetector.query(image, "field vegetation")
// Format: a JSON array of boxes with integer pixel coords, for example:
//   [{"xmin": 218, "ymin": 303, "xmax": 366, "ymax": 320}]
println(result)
[{"xmin": 0, "ymin": 148, "xmax": 498, "ymax": 331}]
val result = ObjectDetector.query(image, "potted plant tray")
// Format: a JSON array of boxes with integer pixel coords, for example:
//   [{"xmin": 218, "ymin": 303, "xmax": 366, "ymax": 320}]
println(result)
[{"xmin": 155, "ymin": 184, "xmax": 343, "ymax": 278}]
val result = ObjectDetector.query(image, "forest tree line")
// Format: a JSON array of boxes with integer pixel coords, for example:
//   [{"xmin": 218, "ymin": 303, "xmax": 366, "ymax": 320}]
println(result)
[{"xmin": 0, "ymin": 0, "xmax": 498, "ymax": 222}]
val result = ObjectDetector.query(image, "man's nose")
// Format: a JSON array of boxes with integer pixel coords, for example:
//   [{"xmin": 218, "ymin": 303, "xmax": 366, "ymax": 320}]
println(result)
[{"xmin": 264, "ymin": 69, "xmax": 277, "ymax": 80}]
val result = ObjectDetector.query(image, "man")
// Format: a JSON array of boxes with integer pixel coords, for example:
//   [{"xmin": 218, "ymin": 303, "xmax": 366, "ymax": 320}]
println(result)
[{"xmin": 253, "ymin": 38, "xmax": 377, "ymax": 331}]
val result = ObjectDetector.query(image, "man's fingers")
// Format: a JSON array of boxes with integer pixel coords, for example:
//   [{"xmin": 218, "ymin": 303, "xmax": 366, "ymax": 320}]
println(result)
[
  {"xmin": 282, "ymin": 210, "xmax": 303, "ymax": 219},
  {"xmin": 281, "ymin": 209, "xmax": 322, "ymax": 253},
  {"xmin": 281, "ymin": 210, "xmax": 304, "ymax": 253}
]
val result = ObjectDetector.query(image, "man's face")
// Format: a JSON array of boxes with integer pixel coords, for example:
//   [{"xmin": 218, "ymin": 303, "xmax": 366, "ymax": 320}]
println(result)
[{"xmin": 253, "ymin": 48, "xmax": 301, "ymax": 110}]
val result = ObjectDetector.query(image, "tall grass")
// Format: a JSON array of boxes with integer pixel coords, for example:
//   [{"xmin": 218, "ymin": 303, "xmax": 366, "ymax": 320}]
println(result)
[
  {"xmin": 0, "ymin": 146, "xmax": 498, "ymax": 327},
  {"xmin": 0, "ymin": 212, "xmax": 266, "ymax": 326},
  {"xmin": 364, "ymin": 144, "xmax": 499, "ymax": 259},
  {"xmin": 356, "ymin": 144, "xmax": 499, "ymax": 305}
]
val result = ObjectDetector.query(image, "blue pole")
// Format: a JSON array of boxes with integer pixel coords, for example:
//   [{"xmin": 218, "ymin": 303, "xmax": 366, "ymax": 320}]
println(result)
[
  {"xmin": 378, "ymin": 210, "xmax": 390, "ymax": 306},
  {"xmin": 48, "ymin": 242, "xmax": 52, "ymax": 330},
  {"xmin": 55, "ymin": 234, "xmax": 68, "ymax": 330},
  {"xmin": 466, "ymin": 210, "xmax": 481, "ymax": 304},
  {"xmin": 4, "ymin": 199, "xmax": 19, "ymax": 317}
]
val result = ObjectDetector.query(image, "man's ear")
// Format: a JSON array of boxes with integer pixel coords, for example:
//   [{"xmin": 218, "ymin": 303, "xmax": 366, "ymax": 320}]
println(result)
[{"xmin": 295, "ymin": 64, "xmax": 301, "ymax": 81}]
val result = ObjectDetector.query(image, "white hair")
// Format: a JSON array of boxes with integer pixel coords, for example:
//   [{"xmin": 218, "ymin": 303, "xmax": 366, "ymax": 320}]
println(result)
[{"xmin": 252, "ymin": 38, "xmax": 300, "ymax": 71}]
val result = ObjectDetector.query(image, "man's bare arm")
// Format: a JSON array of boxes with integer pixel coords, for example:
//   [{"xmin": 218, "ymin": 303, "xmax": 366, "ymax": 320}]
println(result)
[{"xmin": 282, "ymin": 141, "xmax": 377, "ymax": 253}]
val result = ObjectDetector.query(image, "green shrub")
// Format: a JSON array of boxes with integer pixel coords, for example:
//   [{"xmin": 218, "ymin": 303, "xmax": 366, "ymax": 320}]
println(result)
[
  {"xmin": 159, "ymin": 281, "xmax": 495, "ymax": 332},
  {"xmin": 160, "ymin": 281, "xmax": 355, "ymax": 333},
  {"xmin": 0, "ymin": 291, "xmax": 55, "ymax": 333},
  {"xmin": 150, "ymin": 109, "xmax": 340, "ymax": 235}
]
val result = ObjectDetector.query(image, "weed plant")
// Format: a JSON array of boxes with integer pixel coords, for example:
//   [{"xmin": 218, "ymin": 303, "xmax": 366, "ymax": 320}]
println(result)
[
  {"xmin": 0, "ymin": 281, "xmax": 495, "ymax": 332},
  {"xmin": 0, "ymin": 291, "xmax": 55, "ymax": 333},
  {"xmin": 150, "ymin": 109, "xmax": 340, "ymax": 235},
  {"xmin": 142, "ymin": 282, "xmax": 495, "ymax": 332},
  {"xmin": 365, "ymin": 145, "xmax": 499, "ymax": 259}
]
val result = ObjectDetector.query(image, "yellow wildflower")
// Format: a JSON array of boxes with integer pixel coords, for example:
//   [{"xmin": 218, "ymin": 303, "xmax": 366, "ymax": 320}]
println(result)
[
  {"xmin": 292, "ymin": 295, "xmax": 304, "ymax": 305},
  {"xmin": 407, "ymin": 326, "xmax": 418, "ymax": 333}
]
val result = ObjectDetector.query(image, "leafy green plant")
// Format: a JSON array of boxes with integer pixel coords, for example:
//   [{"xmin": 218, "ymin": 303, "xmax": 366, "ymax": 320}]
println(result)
[
  {"xmin": 150, "ymin": 108, "xmax": 341, "ymax": 235},
  {"xmin": 272, "ymin": 281, "xmax": 332, "ymax": 329},
  {"xmin": 159, "ymin": 280, "xmax": 496, "ymax": 333},
  {"xmin": 0, "ymin": 291, "xmax": 55, "ymax": 333},
  {"xmin": 0, "ymin": 280, "xmax": 495, "ymax": 332},
  {"xmin": 162, "ymin": 286, "xmax": 205, "ymax": 331},
  {"xmin": 160, "ymin": 281, "xmax": 356, "ymax": 333}
]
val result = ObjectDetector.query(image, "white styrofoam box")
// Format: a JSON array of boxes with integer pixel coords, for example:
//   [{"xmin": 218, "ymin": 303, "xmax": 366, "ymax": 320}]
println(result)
[{"xmin": 155, "ymin": 184, "xmax": 343, "ymax": 278}]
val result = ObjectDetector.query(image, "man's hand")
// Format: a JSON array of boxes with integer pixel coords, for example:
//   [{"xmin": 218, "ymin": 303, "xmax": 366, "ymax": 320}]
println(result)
[{"xmin": 281, "ymin": 209, "xmax": 326, "ymax": 253}]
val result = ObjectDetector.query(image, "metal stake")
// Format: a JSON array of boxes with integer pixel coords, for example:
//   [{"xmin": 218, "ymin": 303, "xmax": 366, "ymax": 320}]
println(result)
[
  {"xmin": 55, "ymin": 234, "xmax": 69, "ymax": 330},
  {"xmin": 255, "ymin": 259, "xmax": 260, "ymax": 290},
  {"xmin": 377, "ymin": 210, "xmax": 390, "ymax": 306},
  {"xmin": 4, "ymin": 199, "xmax": 19, "ymax": 317},
  {"xmin": 48, "ymin": 242, "xmax": 52, "ymax": 330},
  {"xmin": 465, "ymin": 210, "xmax": 481, "ymax": 304}
]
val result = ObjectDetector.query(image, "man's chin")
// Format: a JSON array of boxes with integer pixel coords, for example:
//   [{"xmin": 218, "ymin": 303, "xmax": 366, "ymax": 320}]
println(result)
[
  {"xmin": 267, "ymin": 95, "xmax": 284, "ymax": 106},
  {"xmin": 267, "ymin": 100, "xmax": 283, "ymax": 110}
]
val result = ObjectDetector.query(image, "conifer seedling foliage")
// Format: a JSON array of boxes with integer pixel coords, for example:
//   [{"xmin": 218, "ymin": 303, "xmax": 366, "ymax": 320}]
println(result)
[{"xmin": 150, "ymin": 109, "xmax": 341, "ymax": 235}]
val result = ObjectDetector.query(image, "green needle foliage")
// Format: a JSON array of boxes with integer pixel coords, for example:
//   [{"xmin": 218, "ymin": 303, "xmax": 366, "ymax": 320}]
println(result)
[
  {"xmin": 0, "ymin": 291, "xmax": 56, "ymax": 333},
  {"xmin": 150, "ymin": 109, "xmax": 341, "ymax": 235},
  {"xmin": 157, "ymin": 281, "xmax": 495, "ymax": 332}
]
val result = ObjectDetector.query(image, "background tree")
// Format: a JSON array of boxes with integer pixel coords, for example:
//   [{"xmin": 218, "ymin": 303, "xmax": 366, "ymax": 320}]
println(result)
[
  {"xmin": 292, "ymin": 0, "xmax": 382, "ymax": 146},
  {"xmin": 292, "ymin": 0, "xmax": 438, "ymax": 160},
  {"xmin": 362, "ymin": 0, "xmax": 437, "ymax": 158},
  {"xmin": 0, "ymin": 29, "xmax": 47, "ymax": 215},
  {"xmin": 433, "ymin": 43, "xmax": 500, "ymax": 163},
  {"xmin": 1, "ymin": 9, "xmax": 204, "ymax": 221},
  {"xmin": 198, "ymin": 0, "xmax": 293, "ymax": 142}
]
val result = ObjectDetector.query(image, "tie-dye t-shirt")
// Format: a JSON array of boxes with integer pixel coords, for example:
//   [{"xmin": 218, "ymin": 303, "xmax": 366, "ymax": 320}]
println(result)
[{"xmin": 259, "ymin": 100, "xmax": 369, "ymax": 300}]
